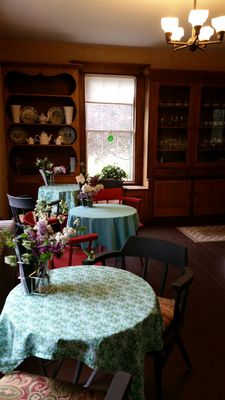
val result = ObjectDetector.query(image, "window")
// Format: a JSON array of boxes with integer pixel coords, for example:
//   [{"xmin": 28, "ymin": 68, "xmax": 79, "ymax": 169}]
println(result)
[{"xmin": 85, "ymin": 75, "xmax": 136, "ymax": 180}]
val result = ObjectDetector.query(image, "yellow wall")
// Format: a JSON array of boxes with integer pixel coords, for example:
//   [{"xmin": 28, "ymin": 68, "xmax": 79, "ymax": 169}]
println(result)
[{"xmin": 1, "ymin": 39, "xmax": 225, "ymax": 71}]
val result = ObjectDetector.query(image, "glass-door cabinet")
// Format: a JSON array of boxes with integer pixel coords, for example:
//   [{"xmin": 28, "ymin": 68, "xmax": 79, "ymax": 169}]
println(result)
[
  {"xmin": 197, "ymin": 86, "xmax": 225, "ymax": 163},
  {"xmin": 156, "ymin": 85, "xmax": 190, "ymax": 165}
]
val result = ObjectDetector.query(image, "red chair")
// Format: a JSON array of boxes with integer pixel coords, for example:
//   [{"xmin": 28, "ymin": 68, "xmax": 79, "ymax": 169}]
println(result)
[
  {"xmin": 67, "ymin": 233, "xmax": 98, "ymax": 266},
  {"xmin": 93, "ymin": 188, "xmax": 144, "ymax": 230},
  {"xmin": 24, "ymin": 210, "xmax": 64, "ymax": 226},
  {"xmin": 93, "ymin": 187, "xmax": 124, "ymax": 202}
]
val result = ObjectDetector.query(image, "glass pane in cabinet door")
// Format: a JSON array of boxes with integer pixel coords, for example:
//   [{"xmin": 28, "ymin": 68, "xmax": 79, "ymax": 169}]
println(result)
[
  {"xmin": 157, "ymin": 85, "xmax": 190, "ymax": 164},
  {"xmin": 198, "ymin": 87, "xmax": 225, "ymax": 163}
]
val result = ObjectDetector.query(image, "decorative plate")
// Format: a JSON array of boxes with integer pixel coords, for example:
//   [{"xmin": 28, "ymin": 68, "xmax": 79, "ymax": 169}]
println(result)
[
  {"xmin": 20, "ymin": 106, "xmax": 38, "ymax": 124},
  {"xmin": 47, "ymin": 107, "xmax": 64, "ymax": 124},
  {"xmin": 9, "ymin": 126, "xmax": 28, "ymax": 144},
  {"xmin": 58, "ymin": 127, "xmax": 76, "ymax": 144}
]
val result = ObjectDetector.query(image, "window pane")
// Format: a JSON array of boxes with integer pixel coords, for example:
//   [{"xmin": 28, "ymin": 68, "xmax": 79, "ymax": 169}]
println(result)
[
  {"xmin": 87, "ymin": 130, "xmax": 134, "ymax": 180},
  {"xmin": 85, "ymin": 75, "xmax": 135, "ymax": 104},
  {"xmin": 86, "ymin": 103, "xmax": 134, "ymax": 131}
]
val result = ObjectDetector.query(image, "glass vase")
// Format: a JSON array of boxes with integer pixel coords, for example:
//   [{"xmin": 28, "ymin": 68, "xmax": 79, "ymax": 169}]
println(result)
[
  {"xmin": 39, "ymin": 169, "xmax": 55, "ymax": 186},
  {"xmin": 19, "ymin": 261, "xmax": 50, "ymax": 295},
  {"xmin": 30, "ymin": 261, "xmax": 50, "ymax": 295},
  {"xmin": 81, "ymin": 198, "xmax": 93, "ymax": 207}
]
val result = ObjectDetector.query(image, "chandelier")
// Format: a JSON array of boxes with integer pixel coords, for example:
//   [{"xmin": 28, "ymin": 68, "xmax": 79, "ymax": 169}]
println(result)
[{"xmin": 161, "ymin": 0, "xmax": 225, "ymax": 52}]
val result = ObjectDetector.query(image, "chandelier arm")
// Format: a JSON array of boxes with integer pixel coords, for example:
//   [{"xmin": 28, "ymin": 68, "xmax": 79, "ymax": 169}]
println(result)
[
  {"xmin": 169, "ymin": 41, "xmax": 191, "ymax": 46},
  {"xmin": 201, "ymin": 40, "xmax": 223, "ymax": 45},
  {"xmin": 173, "ymin": 44, "xmax": 189, "ymax": 51}
]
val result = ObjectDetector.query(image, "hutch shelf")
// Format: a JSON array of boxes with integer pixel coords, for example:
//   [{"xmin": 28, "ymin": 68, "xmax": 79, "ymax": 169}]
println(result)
[{"xmin": 3, "ymin": 65, "xmax": 81, "ymax": 198}]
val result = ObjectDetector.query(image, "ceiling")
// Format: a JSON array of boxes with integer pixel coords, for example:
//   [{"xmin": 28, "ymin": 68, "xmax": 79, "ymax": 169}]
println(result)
[{"xmin": 0, "ymin": 0, "xmax": 224, "ymax": 49}]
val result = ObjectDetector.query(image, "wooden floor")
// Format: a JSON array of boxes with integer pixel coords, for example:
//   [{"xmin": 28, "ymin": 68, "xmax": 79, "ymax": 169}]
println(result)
[{"xmin": 15, "ymin": 224, "xmax": 225, "ymax": 399}]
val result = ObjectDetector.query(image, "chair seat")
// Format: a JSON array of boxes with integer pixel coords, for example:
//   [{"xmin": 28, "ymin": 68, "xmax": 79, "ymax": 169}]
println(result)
[
  {"xmin": 158, "ymin": 296, "xmax": 175, "ymax": 328},
  {"xmin": 0, "ymin": 371, "xmax": 105, "ymax": 400}
]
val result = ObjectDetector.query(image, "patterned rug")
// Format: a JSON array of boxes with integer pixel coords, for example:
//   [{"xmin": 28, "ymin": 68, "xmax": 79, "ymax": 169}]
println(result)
[{"xmin": 177, "ymin": 225, "xmax": 225, "ymax": 242}]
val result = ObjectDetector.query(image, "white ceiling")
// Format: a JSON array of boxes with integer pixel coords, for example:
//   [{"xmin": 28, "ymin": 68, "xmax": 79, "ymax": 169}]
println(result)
[{"xmin": 0, "ymin": 0, "xmax": 224, "ymax": 48}]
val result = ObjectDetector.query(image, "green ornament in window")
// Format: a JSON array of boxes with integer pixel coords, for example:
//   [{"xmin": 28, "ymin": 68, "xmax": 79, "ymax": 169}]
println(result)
[{"xmin": 107, "ymin": 134, "xmax": 114, "ymax": 142}]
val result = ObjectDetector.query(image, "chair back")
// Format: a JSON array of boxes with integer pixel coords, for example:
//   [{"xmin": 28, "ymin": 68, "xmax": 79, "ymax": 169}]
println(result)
[
  {"xmin": 7, "ymin": 194, "xmax": 35, "ymax": 232},
  {"xmin": 93, "ymin": 187, "xmax": 124, "ymax": 202},
  {"xmin": 89, "ymin": 235, "xmax": 193, "ymax": 332},
  {"xmin": 121, "ymin": 235, "xmax": 187, "ymax": 286},
  {"xmin": 119, "ymin": 236, "xmax": 193, "ymax": 330}
]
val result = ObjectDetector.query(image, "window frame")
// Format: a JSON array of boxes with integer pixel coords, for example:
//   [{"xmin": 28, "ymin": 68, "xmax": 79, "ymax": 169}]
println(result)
[{"xmin": 79, "ymin": 63, "xmax": 149, "ymax": 185}]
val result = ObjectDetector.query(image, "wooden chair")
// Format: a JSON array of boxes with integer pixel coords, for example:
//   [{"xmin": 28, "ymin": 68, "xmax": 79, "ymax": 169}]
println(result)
[
  {"xmin": 7, "ymin": 194, "xmax": 36, "ymax": 233},
  {"xmin": 67, "ymin": 233, "xmax": 98, "ymax": 266},
  {"xmin": 17, "ymin": 197, "xmax": 66, "ymax": 233},
  {"xmin": 0, "ymin": 370, "xmax": 131, "ymax": 400},
  {"xmin": 83, "ymin": 235, "xmax": 194, "ymax": 400}
]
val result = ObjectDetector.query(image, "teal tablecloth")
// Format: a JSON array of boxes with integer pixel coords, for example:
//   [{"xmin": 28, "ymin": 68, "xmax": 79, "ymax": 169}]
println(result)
[
  {"xmin": 68, "ymin": 204, "xmax": 139, "ymax": 250},
  {"xmin": 0, "ymin": 266, "xmax": 163, "ymax": 400},
  {"xmin": 38, "ymin": 184, "xmax": 80, "ymax": 210}
]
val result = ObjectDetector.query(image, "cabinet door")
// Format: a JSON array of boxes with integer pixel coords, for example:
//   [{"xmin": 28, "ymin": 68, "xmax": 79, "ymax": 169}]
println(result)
[
  {"xmin": 197, "ymin": 86, "xmax": 225, "ymax": 164},
  {"xmin": 155, "ymin": 85, "xmax": 190, "ymax": 166},
  {"xmin": 153, "ymin": 180, "xmax": 191, "ymax": 217},
  {"xmin": 193, "ymin": 179, "xmax": 225, "ymax": 215}
]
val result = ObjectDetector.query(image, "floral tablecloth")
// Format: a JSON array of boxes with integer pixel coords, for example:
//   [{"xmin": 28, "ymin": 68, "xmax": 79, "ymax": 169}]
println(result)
[
  {"xmin": 0, "ymin": 266, "xmax": 163, "ymax": 400},
  {"xmin": 38, "ymin": 184, "xmax": 80, "ymax": 210},
  {"xmin": 68, "ymin": 204, "xmax": 139, "ymax": 250}
]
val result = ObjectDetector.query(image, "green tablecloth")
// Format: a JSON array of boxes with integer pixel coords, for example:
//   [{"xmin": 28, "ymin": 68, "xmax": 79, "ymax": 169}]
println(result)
[
  {"xmin": 38, "ymin": 184, "xmax": 80, "ymax": 210},
  {"xmin": 68, "ymin": 204, "xmax": 139, "ymax": 250},
  {"xmin": 0, "ymin": 266, "xmax": 163, "ymax": 400}
]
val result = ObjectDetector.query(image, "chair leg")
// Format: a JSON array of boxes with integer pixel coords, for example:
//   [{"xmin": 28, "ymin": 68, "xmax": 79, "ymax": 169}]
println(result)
[
  {"xmin": 72, "ymin": 360, "xmax": 84, "ymax": 384},
  {"xmin": 153, "ymin": 353, "xmax": 163, "ymax": 400},
  {"xmin": 175, "ymin": 332, "xmax": 192, "ymax": 372},
  {"xmin": 83, "ymin": 368, "xmax": 98, "ymax": 387}
]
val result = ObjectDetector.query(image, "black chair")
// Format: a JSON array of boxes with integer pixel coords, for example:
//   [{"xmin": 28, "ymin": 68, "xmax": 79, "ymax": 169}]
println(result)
[
  {"xmin": 0, "ymin": 370, "xmax": 132, "ymax": 400},
  {"xmin": 7, "ymin": 194, "xmax": 36, "ymax": 233},
  {"xmin": 83, "ymin": 235, "xmax": 194, "ymax": 400},
  {"xmin": 7, "ymin": 194, "xmax": 63, "ymax": 234}
]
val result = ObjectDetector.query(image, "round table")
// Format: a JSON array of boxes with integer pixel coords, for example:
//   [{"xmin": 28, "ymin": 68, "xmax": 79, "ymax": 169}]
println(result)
[
  {"xmin": 67, "ymin": 203, "xmax": 139, "ymax": 250},
  {"xmin": 0, "ymin": 266, "xmax": 163, "ymax": 400},
  {"xmin": 38, "ymin": 184, "xmax": 80, "ymax": 210}
]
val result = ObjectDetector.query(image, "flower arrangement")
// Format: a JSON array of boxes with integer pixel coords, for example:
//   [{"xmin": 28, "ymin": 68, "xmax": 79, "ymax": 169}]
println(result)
[
  {"xmin": 76, "ymin": 162, "xmax": 104, "ymax": 206},
  {"xmin": 36, "ymin": 157, "xmax": 66, "ymax": 185},
  {"xmin": 78, "ymin": 183, "xmax": 104, "ymax": 207},
  {"xmin": 34, "ymin": 199, "xmax": 68, "ymax": 224},
  {"xmin": 3, "ymin": 216, "xmax": 86, "ymax": 276}
]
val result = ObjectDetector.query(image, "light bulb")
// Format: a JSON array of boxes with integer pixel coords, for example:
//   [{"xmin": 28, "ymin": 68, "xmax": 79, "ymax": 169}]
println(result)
[
  {"xmin": 171, "ymin": 27, "xmax": 184, "ymax": 41},
  {"xmin": 161, "ymin": 17, "xmax": 179, "ymax": 33},
  {"xmin": 198, "ymin": 26, "xmax": 214, "ymax": 41},
  {"xmin": 211, "ymin": 16, "xmax": 225, "ymax": 32},
  {"xmin": 188, "ymin": 9, "xmax": 208, "ymax": 27}
]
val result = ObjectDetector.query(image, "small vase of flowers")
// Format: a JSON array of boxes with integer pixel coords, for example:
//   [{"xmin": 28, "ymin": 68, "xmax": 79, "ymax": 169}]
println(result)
[
  {"xmin": 78, "ymin": 183, "xmax": 104, "ymax": 207},
  {"xmin": 36, "ymin": 157, "xmax": 66, "ymax": 186},
  {"xmin": 3, "ymin": 215, "xmax": 85, "ymax": 295},
  {"xmin": 76, "ymin": 162, "xmax": 104, "ymax": 207}
]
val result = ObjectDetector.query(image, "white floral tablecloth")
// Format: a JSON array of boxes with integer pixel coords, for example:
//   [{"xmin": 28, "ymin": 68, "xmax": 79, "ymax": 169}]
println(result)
[
  {"xmin": 38, "ymin": 184, "xmax": 80, "ymax": 210},
  {"xmin": 0, "ymin": 266, "xmax": 163, "ymax": 400}
]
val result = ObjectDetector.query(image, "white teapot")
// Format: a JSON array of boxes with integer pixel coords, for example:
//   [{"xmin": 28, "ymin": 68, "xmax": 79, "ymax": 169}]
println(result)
[
  {"xmin": 35, "ymin": 131, "xmax": 52, "ymax": 145},
  {"xmin": 54, "ymin": 135, "xmax": 63, "ymax": 145},
  {"xmin": 39, "ymin": 113, "xmax": 48, "ymax": 124},
  {"xmin": 26, "ymin": 136, "xmax": 34, "ymax": 145}
]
